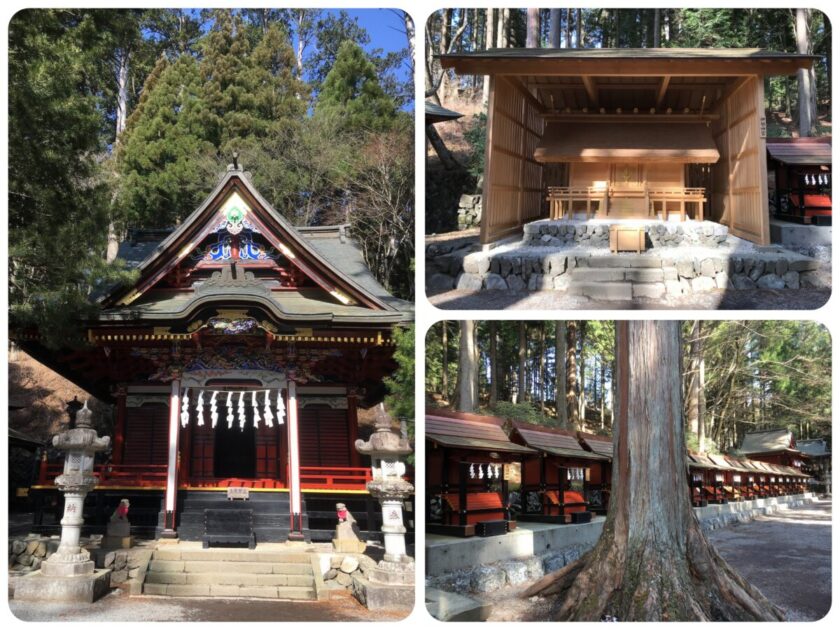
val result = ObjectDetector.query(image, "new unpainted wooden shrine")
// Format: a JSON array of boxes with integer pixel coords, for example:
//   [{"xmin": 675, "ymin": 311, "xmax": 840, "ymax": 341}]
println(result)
[{"xmin": 439, "ymin": 48, "xmax": 818, "ymax": 246}]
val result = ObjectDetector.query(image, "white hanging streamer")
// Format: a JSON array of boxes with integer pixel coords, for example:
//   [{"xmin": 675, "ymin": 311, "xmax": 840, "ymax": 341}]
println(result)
[
  {"xmin": 210, "ymin": 391, "xmax": 219, "ymax": 428},
  {"xmin": 226, "ymin": 392, "xmax": 234, "ymax": 428},
  {"xmin": 263, "ymin": 390, "xmax": 274, "ymax": 428},
  {"xmin": 251, "ymin": 391, "xmax": 261, "ymax": 429},
  {"xmin": 276, "ymin": 389, "xmax": 285, "ymax": 425},
  {"xmin": 478, "ymin": 464, "xmax": 484, "ymax": 480},
  {"xmin": 196, "ymin": 390, "xmax": 205, "ymax": 427},
  {"xmin": 180, "ymin": 388, "xmax": 190, "ymax": 428},
  {"xmin": 469, "ymin": 464, "xmax": 475, "ymax": 479},
  {"xmin": 238, "ymin": 391, "xmax": 246, "ymax": 430}
]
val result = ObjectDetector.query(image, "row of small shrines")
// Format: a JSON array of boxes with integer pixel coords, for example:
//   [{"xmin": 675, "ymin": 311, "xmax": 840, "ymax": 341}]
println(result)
[{"xmin": 426, "ymin": 410, "xmax": 812, "ymax": 538}]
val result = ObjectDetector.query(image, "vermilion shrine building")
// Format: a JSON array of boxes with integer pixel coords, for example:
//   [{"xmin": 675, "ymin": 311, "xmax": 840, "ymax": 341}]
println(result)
[{"xmin": 18, "ymin": 167, "xmax": 413, "ymax": 543}]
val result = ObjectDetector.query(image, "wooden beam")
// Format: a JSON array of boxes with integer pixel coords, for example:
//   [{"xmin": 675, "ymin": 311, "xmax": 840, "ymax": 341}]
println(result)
[
  {"xmin": 543, "ymin": 113, "xmax": 720, "ymax": 122},
  {"xmin": 505, "ymin": 75, "xmax": 547, "ymax": 114},
  {"xmin": 655, "ymin": 76, "xmax": 671, "ymax": 109},
  {"xmin": 445, "ymin": 58, "xmax": 809, "ymax": 77},
  {"xmin": 710, "ymin": 76, "xmax": 753, "ymax": 115},
  {"xmin": 581, "ymin": 75, "xmax": 599, "ymax": 107}
]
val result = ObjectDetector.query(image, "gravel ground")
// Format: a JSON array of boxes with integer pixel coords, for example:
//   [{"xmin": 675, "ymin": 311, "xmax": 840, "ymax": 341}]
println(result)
[
  {"xmin": 9, "ymin": 588, "xmax": 410, "ymax": 622},
  {"xmin": 471, "ymin": 499, "xmax": 832, "ymax": 621},
  {"xmin": 707, "ymin": 498, "xmax": 832, "ymax": 621},
  {"xmin": 428, "ymin": 287, "xmax": 831, "ymax": 310}
]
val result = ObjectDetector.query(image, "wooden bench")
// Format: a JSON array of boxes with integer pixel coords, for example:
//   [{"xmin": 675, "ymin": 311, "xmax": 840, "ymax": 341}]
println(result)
[
  {"xmin": 203, "ymin": 508, "xmax": 255, "ymax": 549},
  {"xmin": 442, "ymin": 492, "xmax": 505, "ymax": 526}
]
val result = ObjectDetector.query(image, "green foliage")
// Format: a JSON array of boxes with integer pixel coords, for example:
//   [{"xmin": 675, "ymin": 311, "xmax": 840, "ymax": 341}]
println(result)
[
  {"xmin": 483, "ymin": 401, "xmax": 565, "ymax": 428},
  {"xmin": 8, "ymin": 9, "xmax": 137, "ymax": 348},
  {"xmin": 385, "ymin": 324, "xmax": 415, "ymax": 428},
  {"xmin": 463, "ymin": 114, "xmax": 487, "ymax": 181},
  {"xmin": 314, "ymin": 40, "xmax": 397, "ymax": 133}
]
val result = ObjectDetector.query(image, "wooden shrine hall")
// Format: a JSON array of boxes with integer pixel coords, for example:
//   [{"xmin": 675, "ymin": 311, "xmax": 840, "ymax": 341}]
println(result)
[
  {"xmin": 438, "ymin": 48, "xmax": 818, "ymax": 245},
  {"xmin": 17, "ymin": 166, "xmax": 413, "ymax": 543}
]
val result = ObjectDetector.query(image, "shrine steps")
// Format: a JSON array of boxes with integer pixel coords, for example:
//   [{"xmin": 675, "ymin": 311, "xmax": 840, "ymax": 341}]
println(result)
[
  {"xmin": 143, "ymin": 547, "xmax": 318, "ymax": 600},
  {"xmin": 175, "ymin": 490, "xmax": 309, "ymax": 543}
]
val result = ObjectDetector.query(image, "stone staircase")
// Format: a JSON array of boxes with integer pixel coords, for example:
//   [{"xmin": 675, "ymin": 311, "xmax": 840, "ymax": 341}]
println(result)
[
  {"xmin": 143, "ymin": 545, "xmax": 319, "ymax": 600},
  {"xmin": 567, "ymin": 255, "xmax": 666, "ymax": 300}
]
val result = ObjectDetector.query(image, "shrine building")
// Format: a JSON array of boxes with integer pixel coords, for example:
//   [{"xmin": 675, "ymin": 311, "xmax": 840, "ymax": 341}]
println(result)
[{"xmin": 17, "ymin": 166, "xmax": 413, "ymax": 543}]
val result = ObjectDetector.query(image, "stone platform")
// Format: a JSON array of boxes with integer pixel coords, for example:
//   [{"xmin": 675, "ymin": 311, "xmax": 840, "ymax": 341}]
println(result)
[
  {"xmin": 13, "ymin": 568, "xmax": 112, "ymax": 603},
  {"xmin": 426, "ymin": 219, "xmax": 823, "ymax": 299}
]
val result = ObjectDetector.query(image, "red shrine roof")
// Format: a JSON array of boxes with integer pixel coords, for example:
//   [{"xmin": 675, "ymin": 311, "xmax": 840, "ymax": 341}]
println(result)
[{"xmin": 510, "ymin": 421, "xmax": 609, "ymax": 461}]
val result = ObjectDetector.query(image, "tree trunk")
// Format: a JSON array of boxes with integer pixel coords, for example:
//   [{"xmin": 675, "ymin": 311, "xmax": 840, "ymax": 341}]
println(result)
[
  {"xmin": 653, "ymin": 9, "xmax": 661, "ymax": 47},
  {"xmin": 565, "ymin": 9, "xmax": 572, "ymax": 48},
  {"xmin": 518, "ymin": 321, "xmax": 527, "ymax": 403},
  {"xmin": 115, "ymin": 49, "xmax": 130, "ymax": 139},
  {"xmin": 426, "ymin": 125, "xmax": 461, "ymax": 170},
  {"xmin": 686, "ymin": 321, "xmax": 700, "ymax": 439},
  {"xmin": 502, "ymin": 9, "xmax": 511, "ymax": 47},
  {"xmin": 483, "ymin": 8, "xmax": 494, "ymax": 107},
  {"xmin": 539, "ymin": 322, "xmax": 546, "ymax": 414},
  {"xmin": 576, "ymin": 9, "xmax": 582, "ymax": 47},
  {"xmin": 489, "ymin": 321, "xmax": 498, "ymax": 406},
  {"xmin": 526, "ymin": 8, "xmax": 540, "ymax": 48},
  {"xmin": 549, "ymin": 9, "xmax": 561, "ymax": 47},
  {"xmin": 442, "ymin": 321, "xmax": 449, "ymax": 401},
  {"xmin": 555, "ymin": 321, "xmax": 568, "ymax": 425},
  {"xmin": 600, "ymin": 360, "xmax": 606, "ymax": 429},
  {"xmin": 579, "ymin": 321, "xmax": 587, "ymax": 425},
  {"xmin": 439, "ymin": 10, "xmax": 452, "ymax": 101},
  {"xmin": 524, "ymin": 321, "xmax": 785, "ymax": 621},
  {"xmin": 697, "ymin": 322, "xmax": 706, "ymax": 452},
  {"xmin": 795, "ymin": 8, "xmax": 815, "ymax": 136},
  {"xmin": 458, "ymin": 320, "xmax": 478, "ymax": 412},
  {"xmin": 566, "ymin": 321, "xmax": 579, "ymax": 427}
]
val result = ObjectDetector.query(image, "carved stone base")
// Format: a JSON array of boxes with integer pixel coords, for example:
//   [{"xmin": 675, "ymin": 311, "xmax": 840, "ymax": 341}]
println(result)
[
  {"xmin": 332, "ymin": 538, "xmax": 367, "ymax": 553},
  {"xmin": 14, "ymin": 569, "xmax": 112, "ymax": 603},
  {"xmin": 351, "ymin": 574, "xmax": 413, "ymax": 611},
  {"xmin": 40, "ymin": 558, "xmax": 95, "ymax": 578}
]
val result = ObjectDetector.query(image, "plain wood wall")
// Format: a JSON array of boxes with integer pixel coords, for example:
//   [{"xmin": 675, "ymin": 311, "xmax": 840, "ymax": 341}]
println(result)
[
  {"xmin": 711, "ymin": 76, "xmax": 770, "ymax": 245},
  {"xmin": 481, "ymin": 76, "xmax": 545, "ymax": 244}
]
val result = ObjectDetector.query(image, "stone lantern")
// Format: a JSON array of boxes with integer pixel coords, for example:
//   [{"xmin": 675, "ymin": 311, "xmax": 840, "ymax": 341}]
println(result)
[
  {"xmin": 16, "ymin": 401, "xmax": 112, "ymax": 602},
  {"xmin": 351, "ymin": 404, "xmax": 414, "ymax": 610}
]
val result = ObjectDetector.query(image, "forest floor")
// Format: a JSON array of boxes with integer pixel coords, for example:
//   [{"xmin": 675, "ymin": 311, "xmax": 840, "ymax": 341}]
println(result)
[
  {"xmin": 428, "ymin": 286, "xmax": 831, "ymax": 310},
  {"xmin": 475, "ymin": 498, "xmax": 832, "ymax": 622}
]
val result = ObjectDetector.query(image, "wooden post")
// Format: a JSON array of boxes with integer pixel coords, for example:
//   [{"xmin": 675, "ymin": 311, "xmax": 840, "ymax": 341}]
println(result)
[
  {"xmin": 162, "ymin": 376, "xmax": 181, "ymax": 536},
  {"xmin": 286, "ymin": 381, "xmax": 304, "ymax": 540},
  {"xmin": 347, "ymin": 392, "xmax": 361, "ymax": 467},
  {"xmin": 458, "ymin": 461, "xmax": 468, "ymax": 527},
  {"xmin": 113, "ymin": 386, "xmax": 127, "ymax": 466}
]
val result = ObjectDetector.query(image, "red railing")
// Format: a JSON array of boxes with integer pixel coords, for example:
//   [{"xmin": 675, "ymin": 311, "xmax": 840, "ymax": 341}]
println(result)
[
  {"xmin": 38, "ymin": 463, "xmax": 168, "ymax": 488},
  {"xmin": 300, "ymin": 467, "xmax": 372, "ymax": 491},
  {"xmin": 37, "ymin": 462, "xmax": 372, "ymax": 492}
]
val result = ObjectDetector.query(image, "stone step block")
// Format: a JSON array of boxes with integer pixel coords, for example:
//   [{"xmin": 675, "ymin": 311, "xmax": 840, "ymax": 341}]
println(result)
[
  {"xmin": 631, "ymin": 283, "xmax": 666, "ymax": 299},
  {"xmin": 143, "ymin": 583, "xmax": 168, "ymax": 596},
  {"xmin": 568, "ymin": 282, "xmax": 633, "ymax": 301},
  {"xmin": 624, "ymin": 268, "xmax": 664, "ymax": 283},
  {"xmin": 145, "ymin": 571, "xmax": 187, "ymax": 585},
  {"xmin": 165, "ymin": 584, "xmax": 211, "ymax": 597},
  {"xmin": 184, "ymin": 572, "xmax": 314, "ymax": 587},
  {"xmin": 176, "ymin": 560, "xmax": 313, "ymax": 575},
  {"xmin": 570, "ymin": 268, "xmax": 624, "ymax": 282},
  {"xmin": 149, "ymin": 560, "xmax": 185, "ymax": 573},
  {"xmin": 175, "ymin": 550, "xmax": 313, "ymax": 564},
  {"xmin": 578, "ymin": 256, "xmax": 661, "ymax": 269}
]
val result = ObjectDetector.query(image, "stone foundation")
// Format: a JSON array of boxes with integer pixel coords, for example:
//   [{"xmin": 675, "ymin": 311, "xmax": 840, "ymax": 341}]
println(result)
[
  {"xmin": 457, "ymin": 194, "xmax": 482, "ymax": 231},
  {"xmin": 523, "ymin": 219, "xmax": 729, "ymax": 248}
]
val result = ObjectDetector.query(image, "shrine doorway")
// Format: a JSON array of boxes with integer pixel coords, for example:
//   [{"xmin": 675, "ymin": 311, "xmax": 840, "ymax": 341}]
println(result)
[{"xmin": 214, "ymin": 415, "xmax": 257, "ymax": 478}]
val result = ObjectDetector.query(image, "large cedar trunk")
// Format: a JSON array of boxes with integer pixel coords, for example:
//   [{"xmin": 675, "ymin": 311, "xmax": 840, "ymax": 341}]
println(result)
[
  {"xmin": 457, "ymin": 320, "xmax": 477, "ymax": 412},
  {"xmin": 566, "ymin": 321, "xmax": 579, "ymax": 427},
  {"xmin": 555, "ymin": 321, "xmax": 567, "ymax": 425},
  {"xmin": 525, "ymin": 321, "xmax": 784, "ymax": 621}
]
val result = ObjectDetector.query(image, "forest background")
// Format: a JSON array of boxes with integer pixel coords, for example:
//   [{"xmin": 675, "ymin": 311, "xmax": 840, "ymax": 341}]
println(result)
[{"xmin": 426, "ymin": 320, "xmax": 832, "ymax": 455}]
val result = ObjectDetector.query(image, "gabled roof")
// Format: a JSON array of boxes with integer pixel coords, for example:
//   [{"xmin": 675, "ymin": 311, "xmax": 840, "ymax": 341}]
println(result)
[
  {"xmin": 425, "ymin": 410, "xmax": 536, "ymax": 455},
  {"xmin": 511, "ymin": 421, "xmax": 609, "ymax": 461},
  {"xmin": 767, "ymin": 139, "xmax": 832, "ymax": 166},
  {"xmin": 739, "ymin": 428, "xmax": 798, "ymax": 455},
  {"xmin": 439, "ymin": 47, "xmax": 816, "ymax": 76},
  {"xmin": 425, "ymin": 101, "xmax": 464, "ymax": 124},
  {"xmin": 577, "ymin": 432, "xmax": 613, "ymax": 460},
  {"xmin": 102, "ymin": 168, "xmax": 411, "ymax": 324},
  {"xmin": 798, "ymin": 438, "xmax": 831, "ymax": 457}
]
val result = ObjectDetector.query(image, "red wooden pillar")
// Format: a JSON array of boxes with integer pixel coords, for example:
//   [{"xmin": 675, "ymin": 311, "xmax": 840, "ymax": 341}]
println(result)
[
  {"xmin": 162, "ymin": 375, "xmax": 181, "ymax": 537},
  {"xmin": 348, "ymin": 392, "xmax": 361, "ymax": 467},
  {"xmin": 113, "ymin": 385, "xmax": 127, "ymax": 466}
]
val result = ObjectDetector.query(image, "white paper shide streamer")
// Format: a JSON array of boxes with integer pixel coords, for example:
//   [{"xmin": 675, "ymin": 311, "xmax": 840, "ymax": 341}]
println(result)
[
  {"xmin": 226, "ymin": 392, "xmax": 234, "ymax": 428},
  {"xmin": 180, "ymin": 388, "xmax": 190, "ymax": 428},
  {"xmin": 196, "ymin": 390, "xmax": 205, "ymax": 426},
  {"xmin": 276, "ymin": 389, "xmax": 285, "ymax": 425},
  {"xmin": 238, "ymin": 391, "xmax": 246, "ymax": 430},
  {"xmin": 251, "ymin": 391, "xmax": 261, "ymax": 429},
  {"xmin": 210, "ymin": 391, "xmax": 219, "ymax": 428},
  {"xmin": 263, "ymin": 390, "xmax": 274, "ymax": 427}
]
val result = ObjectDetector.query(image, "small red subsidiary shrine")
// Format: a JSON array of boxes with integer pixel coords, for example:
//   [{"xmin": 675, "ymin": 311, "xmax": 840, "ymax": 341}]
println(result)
[{"xmin": 17, "ymin": 166, "xmax": 413, "ymax": 543}]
